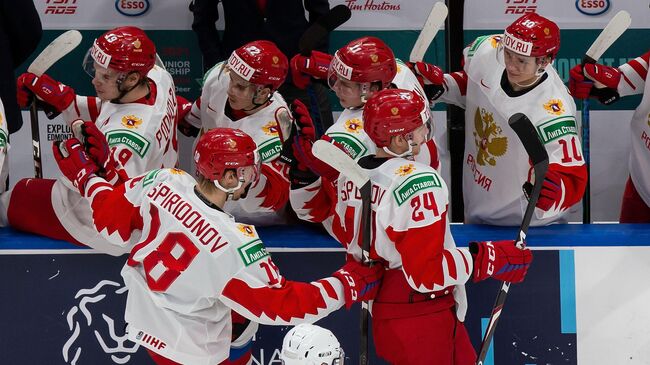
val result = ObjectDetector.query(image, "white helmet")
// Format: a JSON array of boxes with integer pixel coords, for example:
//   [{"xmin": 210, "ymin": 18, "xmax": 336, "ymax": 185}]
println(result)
[{"xmin": 280, "ymin": 324, "xmax": 344, "ymax": 365}]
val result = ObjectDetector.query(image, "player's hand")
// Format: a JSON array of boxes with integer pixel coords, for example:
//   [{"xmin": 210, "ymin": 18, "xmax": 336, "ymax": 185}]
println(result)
[
  {"xmin": 407, "ymin": 61, "xmax": 445, "ymax": 100},
  {"xmin": 176, "ymin": 96, "xmax": 199, "ymax": 137},
  {"xmin": 290, "ymin": 51, "xmax": 332, "ymax": 89},
  {"xmin": 536, "ymin": 169, "xmax": 563, "ymax": 211},
  {"xmin": 16, "ymin": 72, "xmax": 75, "ymax": 111},
  {"xmin": 53, "ymin": 138, "xmax": 99, "ymax": 195},
  {"xmin": 333, "ymin": 260, "xmax": 384, "ymax": 308},
  {"xmin": 81, "ymin": 121, "xmax": 110, "ymax": 169},
  {"xmin": 569, "ymin": 64, "xmax": 621, "ymax": 105},
  {"xmin": 469, "ymin": 240, "xmax": 532, "ymax": 283},
  {"xmin": 290, "ymin": 100, "xmax": 341, "ymax": 181}
]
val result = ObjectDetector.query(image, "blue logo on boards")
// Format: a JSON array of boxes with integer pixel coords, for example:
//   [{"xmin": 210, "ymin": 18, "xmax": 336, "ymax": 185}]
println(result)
[
  {"xmin": 575, "ymin": 0, "xmax": 610, "ymax": 15},
  {"xmin": 115, "ymin": 0, "xmax": 150, "ymax": 16}
]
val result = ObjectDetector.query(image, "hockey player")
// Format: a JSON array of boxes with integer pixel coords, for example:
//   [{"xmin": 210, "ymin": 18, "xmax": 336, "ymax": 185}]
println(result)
[
  {"xmin": 410, "ymin": 13, "xmax": 588, "ymax": 226},
  {"xmin": 290, "ymin": 88, "xmax": 532, "ymax": 364},
  {"xmin": 279, "ymin": 324, "xmax": 344, "ymax": 365},
  {"xmin": 289, "ymin": 36, "xmax": 440, "ymax": 222},
  {"xmin": 182, "ymin": 40, "xmax": 292, "ymax": 226},
  {"xmin": 569, "ymin": 51, "xmax": 650, "ymax": 222},
  {"xmin": 0, "ymin": 26, "xmax": 180, "ymax": 255},
  {"xmin": 51, "ymin": 127, "xmax": 384, "ymax": 365},
  {"xmin": 0, "ymin": 98, "xmax": 7, "ymax": 194}
]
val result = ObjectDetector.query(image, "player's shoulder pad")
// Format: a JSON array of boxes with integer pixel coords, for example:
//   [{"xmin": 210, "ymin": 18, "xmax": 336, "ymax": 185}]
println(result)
[
  {"xmin": 465, "ymin": 34, "xmax": 501, "ymax": 60},
  {"xmin": 138, "ymin": 168, "xmax": 188, "ymax": 188},
  {"xmin": 104, "ymin": 113, "xmax": 154, "ymax": 159},
  {"xmin": 228, "ymin": 223, "xmax": 271, "ymax": 267},
  {"xmin": 203, "ymin": 61, "xmax": 227, "ymax": 86},
  {"xmin": 388, "ymin": 161, "xmax": 444, "ymax": 206}
]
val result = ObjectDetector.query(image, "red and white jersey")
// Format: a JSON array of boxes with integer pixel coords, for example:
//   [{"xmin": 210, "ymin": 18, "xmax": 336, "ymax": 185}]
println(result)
[
  {"xmin": 292, "ymin": 158, "xmax": 471, "ymax": 319},
  {"xmin": 0, "ymin": 98, "xmax": 7, "ymax": 194},
  {"xmin": 324, "ymin": 59, "xmax": 440, "ymax": 171},
  {"xmin": 82, "ymin": 169, "xmax": 345, "ymax": 365},
  {"xmin": 439, "ymin": 35, "xmax": 587, "ymax": 226},
  {"xmin": 51, "ymin": 66, "xmax": 179, "ymax": 254},
  {"xmin": 186, "ymin": 62, "xmax": 292, "ymax": 225},
  {"xmin": 617, "ymin": 51, "xmax": 650, "ymax": 206}
]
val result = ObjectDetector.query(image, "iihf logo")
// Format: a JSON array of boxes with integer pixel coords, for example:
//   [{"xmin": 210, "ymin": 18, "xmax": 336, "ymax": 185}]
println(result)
[{"xmin": 575, "ymin": 0, "xmax": 610, "ymax": 16}]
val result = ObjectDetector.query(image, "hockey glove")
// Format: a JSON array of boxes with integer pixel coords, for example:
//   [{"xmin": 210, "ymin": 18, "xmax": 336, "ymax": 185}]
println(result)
[
  {"xmin": 16, "ymin": 72, "xmax": 75, "ymax": 112},
  {"xmin": 408, "ymin": 61, "xmax": 445, "ymax": 101},
  {"xmin": 333, "ymin": 260, "xmax": 384, "ymax": 309},
  {"xmin": 176, "ymin": 96, "xmax": 200, "ymax": 137},
  {"xmin": 53, "ymin": 138, "xmax": 99, "ymax": 195},
  {"xmin": 290, "ymin": 51, "xmax": 333, "ymax": 89},
  {"xmin": 469, "ymin": 240, "xmax": 532, "ymax": 283},
  {"xmin": 536, "ymin": 169, "xmax": 563, "ymax": 211},
  {"xmin": 291, "ymin": 99, "xmax": 340, "ymax": 181},
  {"xmin": 569, "ymin": 64, "xmax": 621, "ymax": 105}
]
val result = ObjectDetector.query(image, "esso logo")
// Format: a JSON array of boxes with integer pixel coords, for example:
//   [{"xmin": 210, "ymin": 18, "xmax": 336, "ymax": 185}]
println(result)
[
  {"xmin": 115, "ymin": 0, "xmax": 150, "ymax": 16},
  {"xmin": 575, "ymin": 0, "xmax": 610, "ymax": 15}
]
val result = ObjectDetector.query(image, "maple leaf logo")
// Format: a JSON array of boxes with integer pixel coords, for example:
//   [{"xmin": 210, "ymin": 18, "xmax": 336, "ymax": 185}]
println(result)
[{"xmin": 473, "ymin": 108, "xmax": 507, "ymax": 166}]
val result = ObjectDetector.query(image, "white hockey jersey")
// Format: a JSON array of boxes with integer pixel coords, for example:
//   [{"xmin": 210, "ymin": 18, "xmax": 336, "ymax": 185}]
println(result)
[
  {"xmin": 325, "ymin": 59, "xmax": 440, "ymax": 170},
  {"xmin": 618, "ymin": 51, "xmax": 650, "ymax": 206},
  {"xmin": 0, "ymin": 98, "xmax": 7, "ymax": 194},
  {"xmin": 186, "ymin": 63, "xmax": 292, "ymax": 225},
  {"xmin": 83, "ymin": 169, "xmax": 345, "ymax": 365},
  {"xmin": 52, "ymin": 66, "xmax": 179, "ymax": 254},
  {"xmin": 292, "ymin": 60, "xmax": 441, "ymax": 224},
  {"xmin": 439, "ymin": 35, "xmax": 587, "ymax": 226},
  {"xmin": 292, "ymin": 158, "xmax": 471, "ymax": 320}
]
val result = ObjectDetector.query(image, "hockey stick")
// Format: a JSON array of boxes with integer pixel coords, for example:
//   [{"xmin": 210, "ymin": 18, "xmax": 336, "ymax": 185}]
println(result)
[
  {"xmin": 312, "ymin": 139, "xmax": 373, "ymax": 365},
  {"xmin": 579, "ymin": 10, "xmax": 630, "ymax": 223},
  {"xmin": 26, "ymin": 30, "xmax": 82, "ymax": 178},
  {"xmin": 409, "ymin": 1, "xmax": 448, "ymax": 62},
  {"xmin": 475, "ymin": 113, "xmax": 549, "ymax": 365}
]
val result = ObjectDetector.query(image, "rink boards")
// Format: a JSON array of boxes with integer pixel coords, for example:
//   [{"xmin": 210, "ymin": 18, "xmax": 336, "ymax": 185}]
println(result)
[{"xmin": 1, "ymin": 224, "xmax": 649, "ymax": 365}]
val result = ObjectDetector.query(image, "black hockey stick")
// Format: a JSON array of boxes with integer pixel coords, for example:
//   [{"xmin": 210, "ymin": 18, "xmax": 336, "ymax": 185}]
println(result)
[
  {"xmin": 475, "ymin": 113, "xmax": 549, "ymax": 365},
  {"xmin": 311, "ymin": 140, "xmax": 373, "ymax": 365}
]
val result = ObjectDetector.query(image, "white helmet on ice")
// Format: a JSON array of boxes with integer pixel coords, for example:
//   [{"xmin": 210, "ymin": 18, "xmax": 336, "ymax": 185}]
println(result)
[{"xmin": 280, "ymin": 324, "xmax": 344, "ymax": 365}]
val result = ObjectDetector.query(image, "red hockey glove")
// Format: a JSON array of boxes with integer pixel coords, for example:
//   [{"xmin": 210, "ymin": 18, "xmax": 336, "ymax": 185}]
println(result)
[
  {"xmin": 291, "ymin": 99, "xmax": 340, "ymax": 181},
  {"xmin": 290, "ymin": 51, "xmax": 333, "ymax": 89},
  {"xmin": 16, "ymin": 72, "xmax": 75, "ymax": 111},
  {"xmin": 569, "ymin": 64, "xmax": 621, "ymax": 105},
  {"xmin": 333, "ymin": 260, "xmax": 384, "ymax": 309},
  {"xmin": 469, "ymin": 240, "xmax": 532, "ymax": 283},
  {"xmin": 176, "ymin": 95, "xmax": 200, "ymax": 137},
  {"xmin": 53, "ymin": 138, "xmax": 99, "ymax": 195},
  {"xmin": 536, "ymin": 169, "xmax": 563, "ymax": 211},
  {"xmin": 408, "ymin": 61, "xmax": 445, "ymax": 101},
  {"xmin": 80, "ymin": 121, "xmax": 110, "ymax": 169}
]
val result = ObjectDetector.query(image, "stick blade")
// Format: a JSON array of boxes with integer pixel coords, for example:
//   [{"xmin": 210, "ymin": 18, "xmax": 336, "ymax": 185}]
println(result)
[
  {"xmin": 409, "ymin": 2, "xmax": 448, "ymax": 62},
  {"xmin": 508, "ymin": 113, "xmax": 548, "ymax": 166},
  {"xmin": 584, "ymin": 10, "xmax": 631, "ymax": 63},
  {"xmin": 312, "ymin": 140, "xmax": 369, "ymax": 187},
  {"xmin": 299, "ymin": 5, "xmax": 352, "ymax": 55},
  {"xmin": 28, "ymin": 30, "xmax": 82, "ymax": 76}
]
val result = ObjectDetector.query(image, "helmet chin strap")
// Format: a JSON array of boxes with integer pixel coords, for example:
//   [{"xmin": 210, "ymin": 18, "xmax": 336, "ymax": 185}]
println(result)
[
  {"xmin": 243, "ymin": 85, "xmax": 271, "ymax": 112},
  {"xmin": 382, "ymin": 135, "xmax": 417, "ymax": 159},
  {"xmin": 213, "ymin": 178, "xmax": 243, "ymax": 200},
  {"xmin": 111, "ymin": 72, "xmax": 144, "ymax": 103}
]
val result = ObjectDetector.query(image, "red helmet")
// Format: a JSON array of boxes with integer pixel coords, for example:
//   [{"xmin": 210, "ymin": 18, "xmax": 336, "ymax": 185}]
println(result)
[
  {"xmin": 88, "ymin": 26, "xmax": 156, "ymax": 77},
  {"xmin": 329, "ymin": 36, "xmax": 397, "ymax": 88},
  {"xmin": 363, "ymin": 89, "xmax": 430, "ymax": 148},
  {"xmin": 227, "ymin": 40, "xmax": 288, "ymax": 91},
  {"xmin": 503, "ymin": 13, "xmax": 560, "ymax": 58},
  {"xmin": 194, "ymin": 128, "xmax": 259, "ymax": 181}
]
